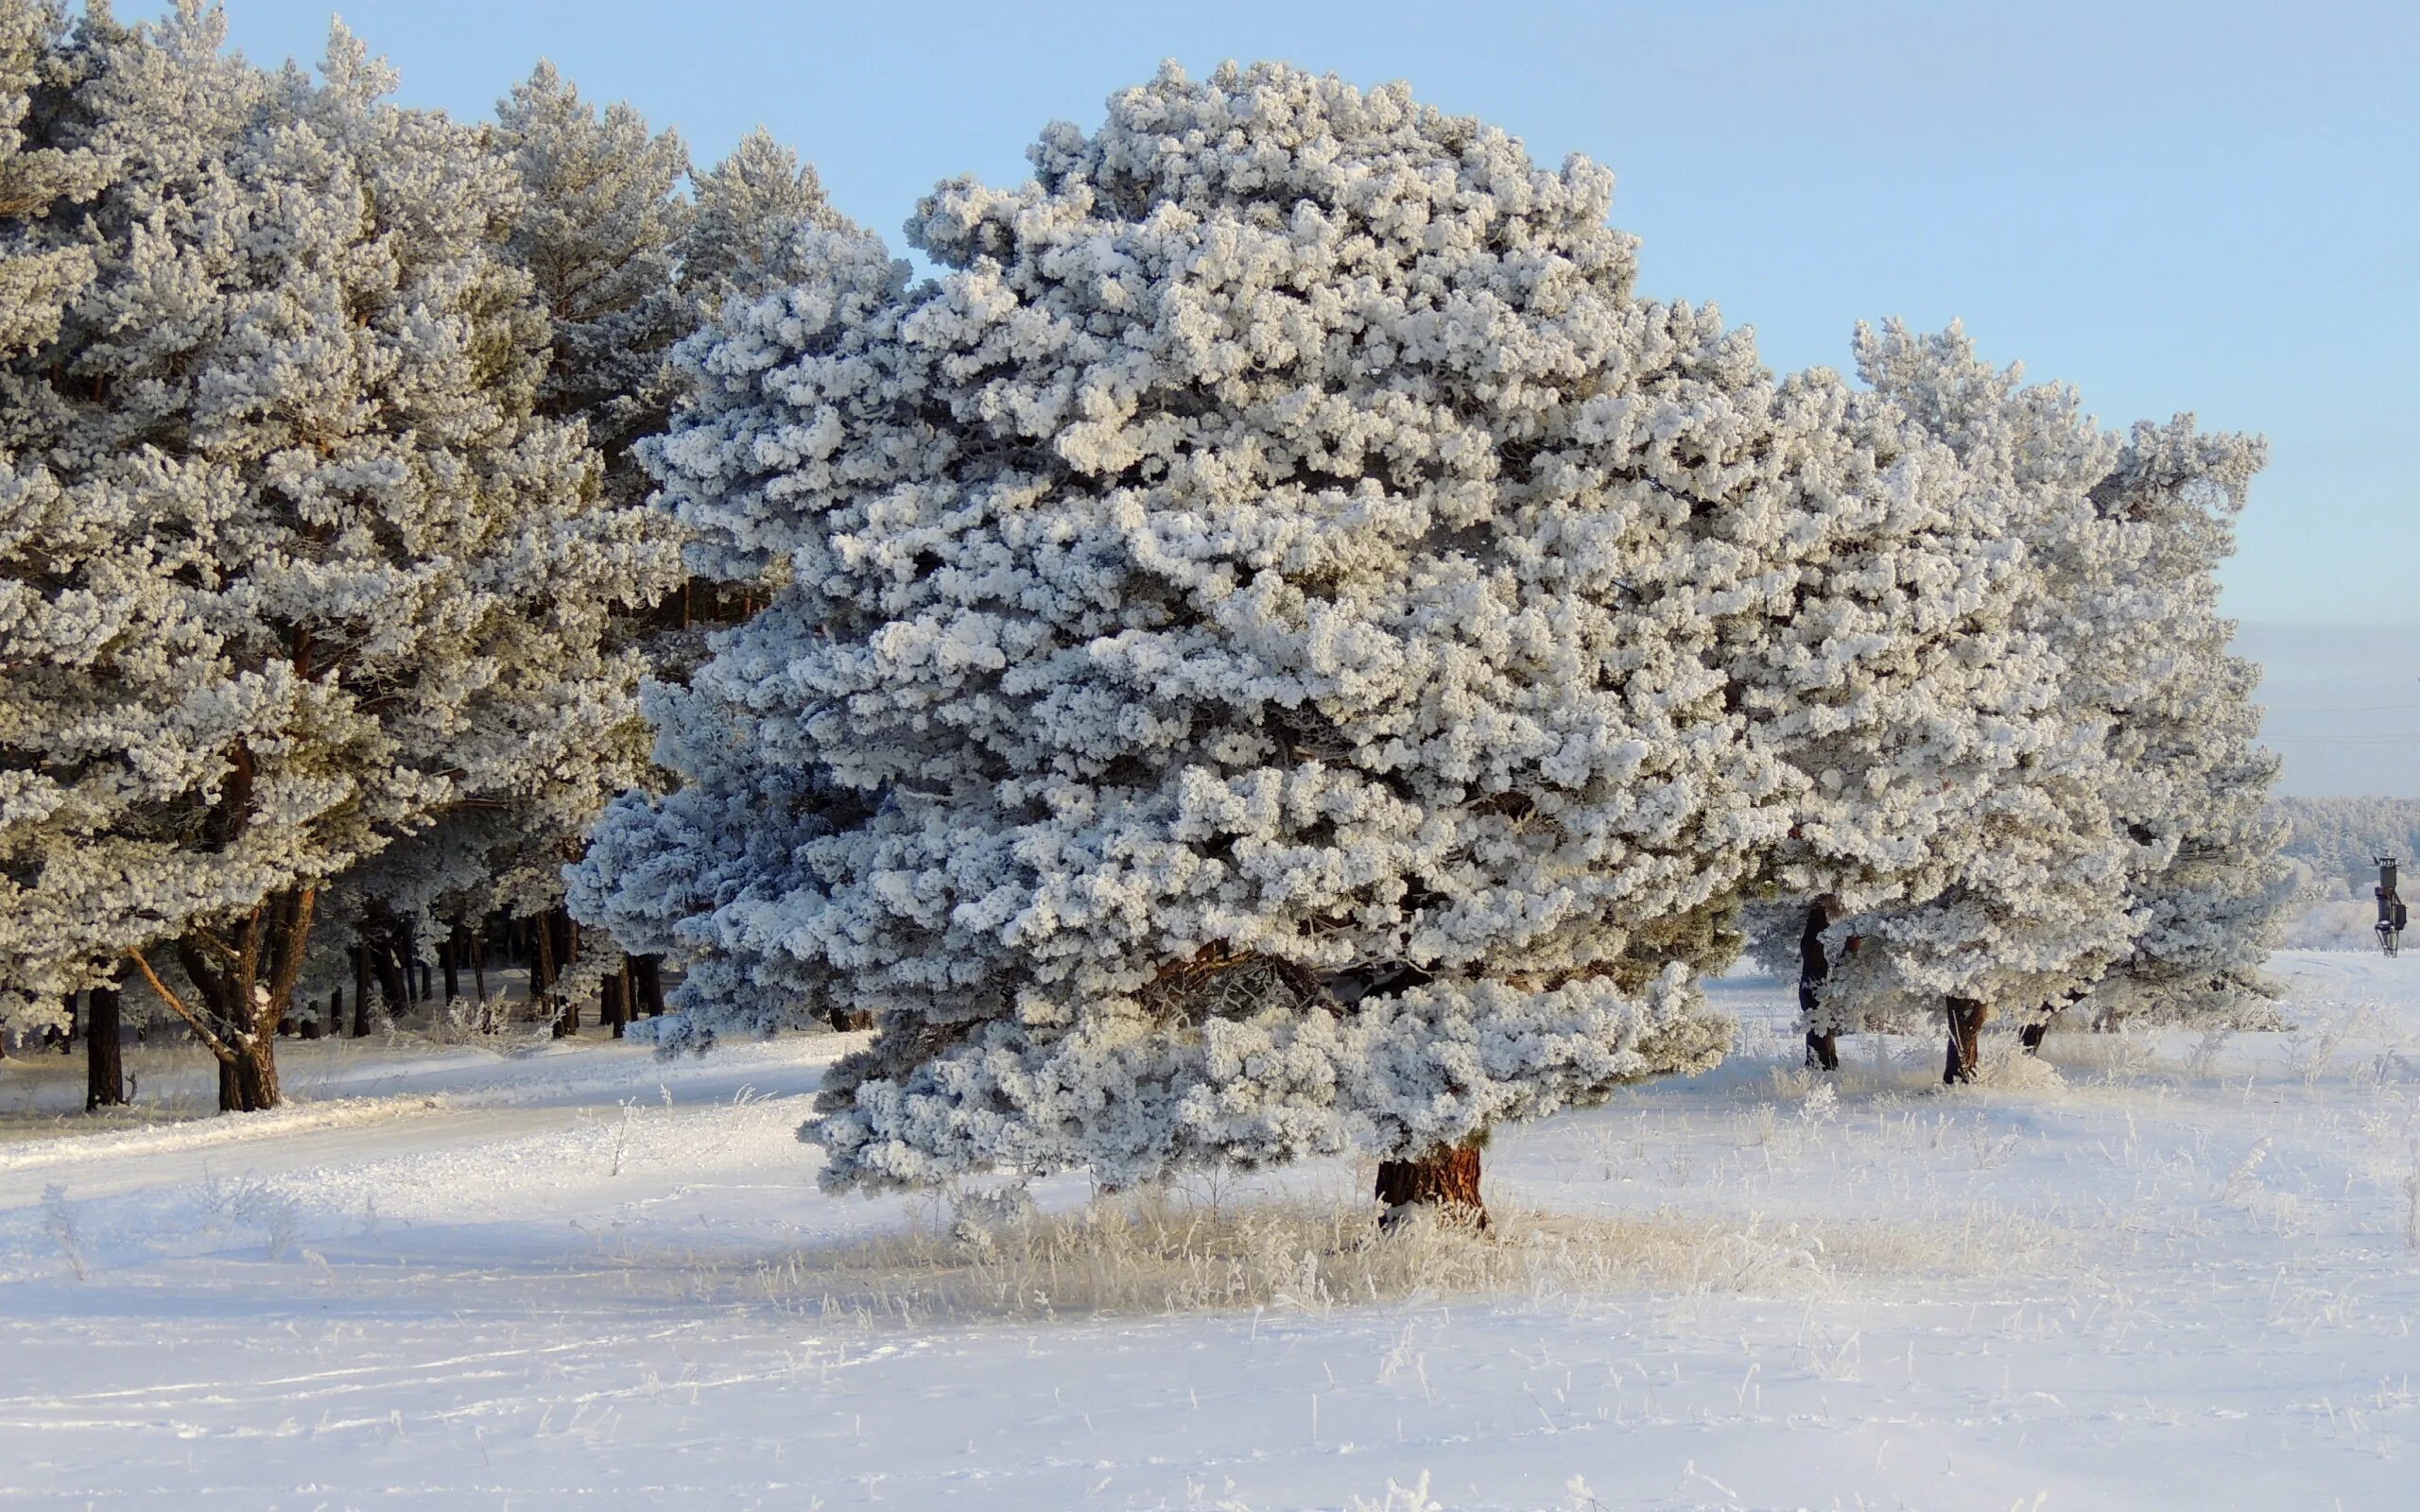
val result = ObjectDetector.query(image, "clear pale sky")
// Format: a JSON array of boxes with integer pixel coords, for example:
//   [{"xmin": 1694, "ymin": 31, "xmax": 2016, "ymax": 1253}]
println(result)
[{"xmin": 135, "ymin": 1, "xmax": 2420, "ymax": 793}]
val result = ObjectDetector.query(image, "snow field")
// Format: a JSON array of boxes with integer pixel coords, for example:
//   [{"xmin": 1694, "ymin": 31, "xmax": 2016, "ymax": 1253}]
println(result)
[{"xmin": 0, "ymin": 952, "xmax": 2415, "ymax": 1509}]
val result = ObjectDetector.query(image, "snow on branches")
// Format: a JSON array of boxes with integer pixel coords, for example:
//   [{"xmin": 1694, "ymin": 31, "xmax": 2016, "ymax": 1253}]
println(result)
[
  {"xmin": 577, "ymin": 61, "xmax": 2250, "ymax": 1190},
  {"xmin": 0, "ymin": 8, "xmax": 679, "ymax": 1099}
]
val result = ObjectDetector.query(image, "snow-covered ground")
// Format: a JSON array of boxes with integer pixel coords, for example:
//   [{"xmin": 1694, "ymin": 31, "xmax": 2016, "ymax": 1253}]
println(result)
[{"xmin": 2, "ymin": 951, "xmax": 2415, "ymax": 1510}]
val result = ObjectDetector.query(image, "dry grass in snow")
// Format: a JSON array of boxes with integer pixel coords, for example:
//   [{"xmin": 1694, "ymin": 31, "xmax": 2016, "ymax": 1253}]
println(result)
[{"xmin": 676, "ymin": 1179, "xmax": 2057, "ymax": 1328}]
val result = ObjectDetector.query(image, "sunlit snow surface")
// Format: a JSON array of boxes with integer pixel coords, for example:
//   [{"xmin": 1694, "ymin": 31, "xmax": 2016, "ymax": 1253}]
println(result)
[{"xmin": 3, "ymin": 951, "xmax": 2415, "ymax": 1509}]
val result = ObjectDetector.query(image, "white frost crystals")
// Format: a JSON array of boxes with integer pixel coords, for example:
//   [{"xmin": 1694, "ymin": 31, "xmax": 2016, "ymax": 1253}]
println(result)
[
  {"xmin": 572, "ymin": 60, "xmax": 1853, "ymax": 1190},
  {"xmin": 568, "ymin": 59, "xmax": 2286, "ymax": 1194},
  {"xmin": 0, "ymin": 5, "xmax": 679, "ymax": 1103}
]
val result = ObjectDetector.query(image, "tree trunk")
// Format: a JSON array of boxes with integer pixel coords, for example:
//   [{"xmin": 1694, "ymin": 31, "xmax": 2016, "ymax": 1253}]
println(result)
[
  {"xmin": 2018, "ymin": 1022, "xmax": 2048, "ymax": 1054},
  {"xmin": 146, "ymin": 885, "xmax": 314, "ymax": 1113},
  {"xmin": 1944, "ymin": 998, "xmax": 1990, "ymax": 1085},
  {"xmin": 1798, "ymin": 901, "xmax": 1841, "ymax": 1071},
  {"xmin": 440, "ymin": 929, "xmax": 461, "ymax": 1003},
  {"xmin": 470, "ymin": 922, "xmax": 488, "ymax": 1005},
  {"xmin": 84, "ymin": 987, "xmax": 125, "ymax": 1110},
  {"xmin": 531, "ymin": 913, "xmax": 554, "ymax": 1005},
  {"xmin": 632, "ymin": 954, "xmax": 666, "ymax": 1018},
  {"xmin": 352, "ymin": 946, "xmax": 374, "ymax": 1038},
  {"xmin": 602, "ymin": 963, "xmax": 628, "ymax": 1040},
  {"xmin": 221, "ymin": 1034, "xmax": 279, "ymax": 1112},
  {"xmin": 1374, "ymin": 1142, "xmax": 1488, "ymax": 1229}
]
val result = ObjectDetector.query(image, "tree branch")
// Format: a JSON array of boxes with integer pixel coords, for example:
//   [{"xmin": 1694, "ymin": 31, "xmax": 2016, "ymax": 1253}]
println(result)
[{"xmin": 125, "ymin": 948, "xmax": 233, "ymax": 1062}]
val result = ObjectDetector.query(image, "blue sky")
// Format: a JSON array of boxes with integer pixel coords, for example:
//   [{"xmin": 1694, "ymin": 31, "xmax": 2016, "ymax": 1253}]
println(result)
[{"xmin": 135, "ymin": 1, "xmax": 2420, "ymax": 790}]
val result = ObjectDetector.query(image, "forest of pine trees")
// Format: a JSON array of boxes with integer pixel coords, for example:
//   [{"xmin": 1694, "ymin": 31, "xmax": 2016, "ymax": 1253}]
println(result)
[{"xmin": 2, "ymin": 4, "xmax": 2294, "ymax": 1221}]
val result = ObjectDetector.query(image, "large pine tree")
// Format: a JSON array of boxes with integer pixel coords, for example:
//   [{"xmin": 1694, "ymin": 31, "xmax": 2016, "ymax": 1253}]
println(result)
[{"xmin": 571, "ymin": 62, "xmax": 2081, "ymax": 1215}]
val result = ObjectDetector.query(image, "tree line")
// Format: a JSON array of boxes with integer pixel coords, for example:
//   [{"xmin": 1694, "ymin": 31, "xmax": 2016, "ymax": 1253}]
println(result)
[{"xmin": 0, "ymin": 1, "xmax": 826, "ymax": 1104}]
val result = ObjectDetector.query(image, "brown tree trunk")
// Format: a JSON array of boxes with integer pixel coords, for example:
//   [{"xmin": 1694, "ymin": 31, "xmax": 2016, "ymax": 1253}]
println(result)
[
  {"xmin": 85, "ymin": 987, "xmax": 125, "ymax": 1110},
  {"xmin": 406, "ymin": 916, "xmax": 429, "ymax": 1004},
  {"xmin": 440, "ymin": 928, "xmax": 461, "ymax": 1003},
  {"xmin": 2018, "ymin": 1022, "xmax": 2048, "ymax": 1054},
  {"xmin": 223, "ymin": 1034, "xmax": 279, "ymax": 1111},
  {"xmin": 1944, "ymin": 998, "xmax": 1990, "ymax": 1085},
  {"xmin": 144, "ymin": 885, "xmax": 314, "ymax": 1113},
  {"xmin": 1798, "ymin": 900, "xmax": 1841, "ymax": 1072},
  {"xmin": 632, "ymin": 954, "xmax": 666, "ymax": 1018},
  {"xmin": 531, "ymin": 913, "xmax": 555, "ymax": 1005},
  {"xmin": 602, "ymin": 962, "xmax": 629, "ymax": 1040},
  {"xmin": 470, "ymin": 922, "xmax": 488, "ymax": 1005},
  {"xmin": 1374, "ymin": 1141, "xmax": 1488, "ymax": 1229}
]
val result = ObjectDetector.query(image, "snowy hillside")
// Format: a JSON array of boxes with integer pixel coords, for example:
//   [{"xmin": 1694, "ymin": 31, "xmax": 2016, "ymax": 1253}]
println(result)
[{"xmin": 3, "ymin": 951, "xmax": 2413, "ymax": 1510}]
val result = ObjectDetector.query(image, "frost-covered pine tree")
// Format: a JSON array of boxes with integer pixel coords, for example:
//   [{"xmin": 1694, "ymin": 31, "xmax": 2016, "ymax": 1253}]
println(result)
[
  {"xmin": 0, "ymin": 7, "xmax": 676, "ymax": 1107},
  {"xmin": 0, "ymin": 0, "xmax": 97, "ymax": 353},
  {"xmin": 1723, "ymin": 354, "xmax": 2079, "ymax": 1070},
  {"xmin": 1816, "ymin": 323, "xmax": 2143, "ymax": 1081},
  {"xmin": 570, "ymin": 61, "xmax": 1942, "ymax": 1219},
  {"xmin": 683, "ymin": 126, "xmax": 850, "ymax": 314},
  {"xmin": 2082, "ymin": 420, "xmax": 2290, "ymax": 1025},
  {"xmin": 0, "ymin": 0, "xmax": 108, "ymax": 1027},
  {"xmin": 495, "ymin": 60, "xmax": 691, "ymax": 510},
  {"xmin": 381, "ymin": 62, "xmax": 702, "ymax": 1035}
]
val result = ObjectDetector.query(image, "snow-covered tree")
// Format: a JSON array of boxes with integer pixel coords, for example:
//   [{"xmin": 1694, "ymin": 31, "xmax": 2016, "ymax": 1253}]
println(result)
[
  {"xmin": 0, "ymin": 0, "xmax": 98, "ymax": 353},
  {"xmin": 494, "ymin": 60, "xmax": 691, "ymax": 509},
  {"xmin": 1721, "ymin": 352, "xmax": 2081, "ymax": 1069},
  {"xmin": 683, "ymin": 126, "xmax": 849, "ymax": 314},
  {"xmin": 576, "ymin": 61, "xmax": 2055, "ymax": 1218},
  {"xmin": 2083, "ymin": 420, "xmax": 2289, "ymax": 1025},
  {"xmin": 488, "ymin": 91, "xmax": 862, "ymax": 1035},
  {"xmin": 0, "ymin": 0, "xmax": 108, "ymax": 1030},
  {"xmin": 311, "ymin": 62, "xmax": 700, "ymax": 1040},
  {"xmin": 1817, "ymin": 323, "xmax": 2143, "ymax": 1080},
  {"xmin": 0, "ymin": 7, "xmax": 677, "ymax": 1108}
]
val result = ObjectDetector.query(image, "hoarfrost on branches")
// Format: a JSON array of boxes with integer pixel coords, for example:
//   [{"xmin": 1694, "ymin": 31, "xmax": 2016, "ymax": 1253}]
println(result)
[
  {"xmin": 575, "ymin": 61, "xmax": 2090, "ymax": 1190},
  {"xmin": 0, "ymin": 6, "xmax": 678, "ymax": 1100}
]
